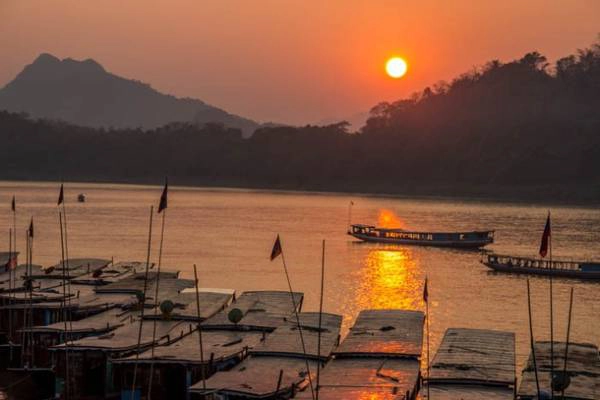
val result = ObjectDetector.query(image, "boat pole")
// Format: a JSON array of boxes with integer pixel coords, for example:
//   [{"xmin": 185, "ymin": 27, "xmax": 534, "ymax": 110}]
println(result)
[
  {"xmin": 8, "ymin": 228, "xmax": 12, "ymax": 349},
  {"xmin": 276, "ymin": 236, "xmax": 315, "ymax": 400},
  {"xmin": 347, "ymin": 201, "xmax": 353, "ymax": 233},
  {"xmin": 59, "ymin": 184, "xmax": 74, "ymax": 335},
  {"xmin": 548, "ymin": 211, "xmax": 554, "ymax": 399},
  {"xmin": 148, "ymin": 182, "xmax": 168, "ymax": 399},
  {"xmin": 131, "ymin": 205, "xmax": 154, "ymax": 400},
  {"xmin": 12, "ymin": 196, "xmax": 16, "ymax": 300},
  {"xmin": 425, "ymin": 277, "xmax": 430, "ymax": 400},
  {"xmin": 527, "ymin": 279, "xmax": 541, "ymax": 399},
  {"xmin": 58, "ymin": 211, "xmax": 70, "ymax": 400},
  {"xmin": 560, "ymin": 287, "xmax": 574, "ymax": 399},
  {"xmin": 316, "ymin": 239, "xmax": 325, "ymax": 400},
  {"xmin": 193, "ymin": 264, "xmax": 206, "ymax": 391}
]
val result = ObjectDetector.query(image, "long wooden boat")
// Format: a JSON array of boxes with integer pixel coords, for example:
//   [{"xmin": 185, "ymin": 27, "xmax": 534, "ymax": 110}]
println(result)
[
  {"xmin": 426, "ymin": 328, "xmax": 516, "ymax": 400},
  {"xmin": 483, "ymin": 253, "xmax": 600, "ymax": 280},
  {"xmin": 349, "ymin": 224, "xmax": 494, "ymax": 248}
]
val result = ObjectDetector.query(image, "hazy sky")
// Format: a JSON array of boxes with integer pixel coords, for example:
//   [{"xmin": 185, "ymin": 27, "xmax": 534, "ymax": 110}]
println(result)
[{"xmin": 2, "ymin": 1, "xmax": 599, "ymax": 124}]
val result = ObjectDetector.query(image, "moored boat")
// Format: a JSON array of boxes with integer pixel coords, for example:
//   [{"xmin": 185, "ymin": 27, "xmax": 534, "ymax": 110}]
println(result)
[
  {"xmin": 348, "ymin": 224, "xmax": 494, "ymax": 248},
  {"xmin": 482, "ymin": 253, "xmax": 600, "ymax": 280}
]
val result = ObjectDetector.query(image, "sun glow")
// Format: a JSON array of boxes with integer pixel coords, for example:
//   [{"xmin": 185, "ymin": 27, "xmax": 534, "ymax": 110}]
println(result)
[
  {"xmin": 378, "ymin": 209, "xmax": 408, "ymax": 229},
  {"xmin": 385, "ymin": 57, "xmax": 408, "ymax": 78}
]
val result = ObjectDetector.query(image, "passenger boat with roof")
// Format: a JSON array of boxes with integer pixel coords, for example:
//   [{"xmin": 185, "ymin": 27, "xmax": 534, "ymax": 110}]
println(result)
[
  {"xmin": 348, "ymin": 224, "xmax": 494, "ymax": 248},
  {"xmin": 482, "ymin": 253, "xmax": 600, "ymax": 280}
]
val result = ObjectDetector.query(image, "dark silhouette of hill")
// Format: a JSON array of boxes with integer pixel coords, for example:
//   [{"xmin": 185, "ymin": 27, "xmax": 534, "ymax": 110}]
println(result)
[
  {"xmin": 0, "ymin": 53, "xmax": 260, "ymax": 137},
  {"xmin": 1, "ymin": 39, "xmax": 599, "ymax": 204}
]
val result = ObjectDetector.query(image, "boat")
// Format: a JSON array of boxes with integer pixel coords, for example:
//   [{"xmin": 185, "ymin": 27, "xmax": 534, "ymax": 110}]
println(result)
[
  {"xmin": 77, "ymin": 193, "xmax": 86, "ymax": 202},
  {"xmin": 482, "ymin": 253, "xmax": 600, "ymax": 280},
  {"xmin": 348, "ymin": 224, "xmax": 494, "ymax": 248}
]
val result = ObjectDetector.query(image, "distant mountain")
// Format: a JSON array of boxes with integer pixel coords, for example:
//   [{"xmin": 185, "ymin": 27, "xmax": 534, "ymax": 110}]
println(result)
[{"xmin": 0, "ymin": 53, "xmax": 260, "ymax": 137}]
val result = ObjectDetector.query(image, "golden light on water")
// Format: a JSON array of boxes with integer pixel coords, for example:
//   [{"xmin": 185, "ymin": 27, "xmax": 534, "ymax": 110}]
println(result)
[{"xmin": 354, "ymin": 247, "xmax": 423, "ymax": 311}]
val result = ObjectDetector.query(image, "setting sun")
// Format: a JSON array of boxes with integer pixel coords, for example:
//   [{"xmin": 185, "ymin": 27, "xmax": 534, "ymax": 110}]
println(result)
[{"xmin": 386, "ymin": 57, "xmax": 408, "ymax": 78}]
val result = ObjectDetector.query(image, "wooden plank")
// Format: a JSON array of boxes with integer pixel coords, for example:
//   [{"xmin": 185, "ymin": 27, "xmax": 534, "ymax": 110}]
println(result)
[
  {"xmin": 429, "ymin": 328, "xmax": 515, "ymax": 385},
  {"xmin": 70, "ymin": 261, "xmax": 144, "ymax": 285},
  {"xmin": 250, "ymin": 312, "xmax": 342, "ymax": 359},
  {"xmin": 518, "ymin": 341, "xmax": 599, "ymax": 400},
  {"xmin": 202, "ymin": 291, "xmax": 304, "ymax": 331},
  {"xmin": 189, "ymin": 356, "xmax": 319, "ymax": 398},
  {"xmin": 334, "ymin": 309, "xmax": 424, "ymax": 358}
]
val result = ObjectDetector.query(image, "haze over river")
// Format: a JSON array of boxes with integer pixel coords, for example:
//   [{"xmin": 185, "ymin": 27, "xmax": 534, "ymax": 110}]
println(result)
[{"xmin": 0, "ymin": 181, "xmax": 598, "ymax": 374}]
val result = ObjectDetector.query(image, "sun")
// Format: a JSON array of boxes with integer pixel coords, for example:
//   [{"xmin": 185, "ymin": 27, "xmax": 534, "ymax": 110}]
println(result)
[{"xmin": 386, "ymin": 57, "xmax": 408, "ymax": 79}]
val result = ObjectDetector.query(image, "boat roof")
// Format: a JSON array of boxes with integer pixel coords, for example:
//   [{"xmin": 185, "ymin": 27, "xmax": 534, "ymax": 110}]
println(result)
[
  {"xmin": 333, "ymin": 309, "xmax": 425, "ymax": 358},
  {"xmin": 427, "ymin": 385, "xmax": 515, "ymax": 400},
  {"xmin": 70, "ymin": 261, "xmax": 145, "ymax": 285},
  {"xmin": 94, "ymin": 271, "xmax": 182, "ymax": 295},
  {"xmin": 0, "ymin": 291, "xmax": 137, "ymax": 311},
  {"xmin": 249, "ymin": 312, "xmax": 342, "ymax": 360},
  {"xmin": 351, "ymin": 224, "xmax": 494, "ymax": 234},
  {"xmin": 21, "ymin": 307, "xmax": 132, "ymax": 335},
  {"xmin": 295, "ymin": 358, "xmax": 420, "ymax": 399},
  {"xmin": 143, "ymin": 290, "xmax": 234, "ymax": 321},
  {"xmin": 518, "ymin": 341, "xmax": 600, "ymax": 400},
  {"xmin": 52, "ymin": 319, "xmax": 195, "ymax": 352},
  {"xmin": 189, "ymin": 356, "xmax": 318, "ymax": 397},
  {"xmin": 429, "ymin": 328, "xmax": 516, "ymax": 386},
  {"xmin": 201, "ymin": 290, "xmax": 304, "ymax": 331},
  {"xmin": 112, "ymin": 329, "xmax": 264, "ymax": 365}
]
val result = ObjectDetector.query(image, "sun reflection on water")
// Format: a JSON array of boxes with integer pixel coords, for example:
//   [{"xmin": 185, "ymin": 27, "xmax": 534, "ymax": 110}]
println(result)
[{"xmin": 354, "ymin": 246, "xmax": 423, "ymax": 312}]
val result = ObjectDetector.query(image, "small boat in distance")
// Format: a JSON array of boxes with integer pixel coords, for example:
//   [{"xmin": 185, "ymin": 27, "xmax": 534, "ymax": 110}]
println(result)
[
  {"xmin": 348, "ymin": 224, "xmax": 494, "ymax": 248},
  {"xmin": 77, "ymin": 193, "xmax": 86, "ymax": 202},
  {"xmin": 483, "ymin": 253, "xmax": 600, "ymax": 280}
]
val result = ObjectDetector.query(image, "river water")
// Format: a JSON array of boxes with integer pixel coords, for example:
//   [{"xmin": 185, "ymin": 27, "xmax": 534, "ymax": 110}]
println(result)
[{"xmin": 0, "ymin": 181, "xmax": 598, "ymax": 378}]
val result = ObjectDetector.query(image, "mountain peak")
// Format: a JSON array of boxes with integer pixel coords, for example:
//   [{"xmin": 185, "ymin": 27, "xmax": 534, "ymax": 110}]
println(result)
[{"xmin": 0, "ymin": 54, "xmax": 260, "ymax": 136}]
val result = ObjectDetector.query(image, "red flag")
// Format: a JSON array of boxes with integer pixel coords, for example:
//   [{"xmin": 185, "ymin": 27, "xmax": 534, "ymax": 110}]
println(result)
[
  {"xmin": 58, "ymin": 183, "xmax": 64, "ymax": 205},
  {"xmin": 158, "ymin": 178, "xmax": 168, "ymax": 213},
  {"xmin": 270, "ymin": 235, "xmax": 282, "ymax": 261},
  {"xmin": 423, "ymin": 277, "xmax": 428, "ymax": 302},
  {"xmin": 539, "ymin": 214, "xmax": 551, "ymax": 258},
  {"xmin": 28, "ymin": 218, "xmax": 34, "ymax": 239}
]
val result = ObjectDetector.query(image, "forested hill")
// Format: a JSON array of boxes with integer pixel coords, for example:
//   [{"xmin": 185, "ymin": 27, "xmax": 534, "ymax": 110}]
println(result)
[{"xmin": 1, "ymin": 41, "xmax": 599, "ymax": 204}]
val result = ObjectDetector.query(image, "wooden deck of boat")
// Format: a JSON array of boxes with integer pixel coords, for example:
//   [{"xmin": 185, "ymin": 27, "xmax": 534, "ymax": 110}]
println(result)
[
  {"xmin": 427, "ymin": 385, "xmax": 514, "ymax": 399},
  {"xmin": 0, "ymin": 264, "xmax": 43, "ymax": 291},
  {"xmin": 518, "ymin": 341, "xmax": 600, "ymax": 400},
  {"xmin": 94, "ymin": 271, "xmax": 181, "ymax": 294},
  {"xmin": 333, "ymin": 309, "xmax": 425, "ymax": 358},
  {"xmin": 28, "ymin": 258, "xmax": 111, "ymax": 279},
  {"xmin": 201, "ymin": 290, "xmax": 304, "ymax": 331},
  {"xmin": 190, "ymin": 312, "xmax": 341, "ymax": 398},
  {"xmin": 295, "ymin": 309, "xmax": 424, "ymax": 400}
]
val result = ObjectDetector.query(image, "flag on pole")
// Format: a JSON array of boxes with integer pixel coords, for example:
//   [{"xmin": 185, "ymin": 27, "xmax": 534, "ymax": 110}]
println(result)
[
  {"xmin": 11, "ymin": 196, "xmax": 15, "ymax": 212},
  {"xmin": 57, "ymin": 183, "xmax": 64, "ymax": 205},
  {"xmin": 158, "ymin": 179, "xmax": 168, "ymax": 213},
  {"xmin": 270, "ymin": 235, "xmax": 282, "ymax": 261},
  {"xmin": 423, "ymin": 277, "xmax": 428, "ymax": 302},
  {"xmin": 539, "ymin": 213, "xmax": 551, "ymax": 258},
  {"xmin": 28, "ymin": 218, "xmax": 34, "ymax": 238}
]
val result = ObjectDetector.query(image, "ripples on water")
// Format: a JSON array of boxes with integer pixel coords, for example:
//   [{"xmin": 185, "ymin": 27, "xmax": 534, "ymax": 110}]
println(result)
[{"xmin": 0, "ymin": 181, "xmax": 598, "ymax": 377}]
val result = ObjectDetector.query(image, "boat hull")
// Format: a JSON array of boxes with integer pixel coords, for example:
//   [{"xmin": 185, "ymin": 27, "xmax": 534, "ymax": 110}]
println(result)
[
  {"xmin": 483, "ymin": 262, "xmax": 600, "ymax": 280},
  {"xmin": 350, "ymin": 233, "xmax": 492, "ymax": 249}
]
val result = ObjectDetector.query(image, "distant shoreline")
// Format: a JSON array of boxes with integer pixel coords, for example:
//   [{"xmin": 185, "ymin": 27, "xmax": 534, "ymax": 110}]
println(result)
[{"xmin": 1, "ymin": 176, "xmax": 598, "ymax": 208}]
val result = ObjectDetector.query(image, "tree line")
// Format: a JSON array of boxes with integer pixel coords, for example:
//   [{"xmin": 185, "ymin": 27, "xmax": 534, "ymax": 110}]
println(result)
[{"xmin": 1, "ymin": 39, "xmax": 599, "ymax": 203}]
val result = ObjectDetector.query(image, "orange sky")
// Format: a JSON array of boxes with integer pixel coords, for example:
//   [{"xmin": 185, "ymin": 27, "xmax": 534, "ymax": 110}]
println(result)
[{"xmin": 1, "ymin": 1, "xmax": 599, "ymax": 125}]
